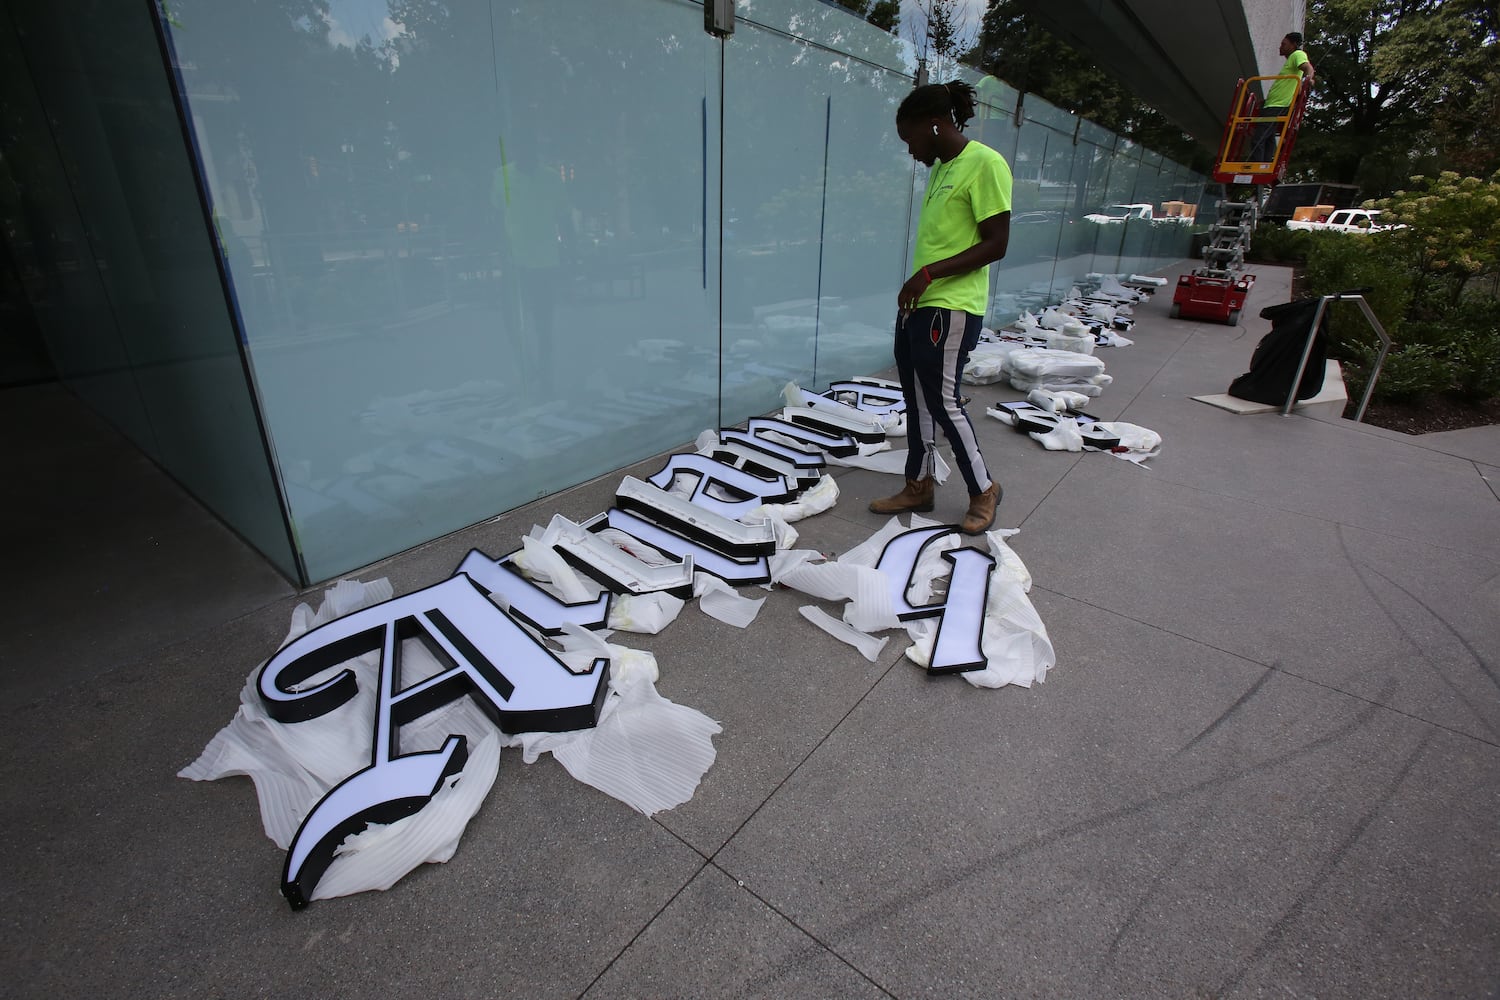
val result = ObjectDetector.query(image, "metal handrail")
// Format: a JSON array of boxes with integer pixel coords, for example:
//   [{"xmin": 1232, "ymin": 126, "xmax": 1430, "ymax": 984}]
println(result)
[{"xmin": 1281, "ymin": 293, "xmax": 1392, "ymax": 421}]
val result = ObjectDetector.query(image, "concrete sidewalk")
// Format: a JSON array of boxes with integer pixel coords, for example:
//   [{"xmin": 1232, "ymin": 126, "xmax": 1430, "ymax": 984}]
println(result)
[{"xmin": 3, "ymin": 263, "xmax": 1497, "ymax": 999}]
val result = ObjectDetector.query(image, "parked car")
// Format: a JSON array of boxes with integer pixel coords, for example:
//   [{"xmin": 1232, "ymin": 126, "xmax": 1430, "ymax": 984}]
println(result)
[
  {"xmin": 1285, "ymin": 208, "xmax": 1398, "ymax": 234},
  {"xmin": 1083, "ymin": 203, "xmax": 1154, "ymax": 224}
]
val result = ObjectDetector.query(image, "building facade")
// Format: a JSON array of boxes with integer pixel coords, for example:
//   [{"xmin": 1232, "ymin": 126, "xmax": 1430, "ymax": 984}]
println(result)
[{"xmin": 2, "ymin": 0, "xmax": 1219, "ymax": 584}]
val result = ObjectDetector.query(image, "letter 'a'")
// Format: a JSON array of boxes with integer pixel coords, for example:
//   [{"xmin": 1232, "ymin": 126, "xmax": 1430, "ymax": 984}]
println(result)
[{"xmin": 258, "ymin": 574, "xmax": 609, "ymax": 907}]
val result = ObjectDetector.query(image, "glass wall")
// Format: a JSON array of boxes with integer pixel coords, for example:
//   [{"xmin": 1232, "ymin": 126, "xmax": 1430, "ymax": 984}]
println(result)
[
  {"xmin": 4, "ymin": 0, "xmax": 1208, "ymax": 583},
  {"xmin": 162, "ymin": 0, "xmax": 721, "ymax": 579},
  {"xmin": 720, "ymin": 1, "xmax": 914, "ymax": 421}
]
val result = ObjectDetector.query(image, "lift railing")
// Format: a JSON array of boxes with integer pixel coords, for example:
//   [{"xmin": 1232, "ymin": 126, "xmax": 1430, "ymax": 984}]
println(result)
[{"xmin": 1212, "ymin": 76, "xmax": 1310, "ymax": 185}]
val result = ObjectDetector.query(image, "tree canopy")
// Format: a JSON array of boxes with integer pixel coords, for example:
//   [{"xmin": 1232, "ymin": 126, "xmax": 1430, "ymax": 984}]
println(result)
[{"xmin": 1296, "ymin": 0, "xmax": 1500, "ymax": 195}]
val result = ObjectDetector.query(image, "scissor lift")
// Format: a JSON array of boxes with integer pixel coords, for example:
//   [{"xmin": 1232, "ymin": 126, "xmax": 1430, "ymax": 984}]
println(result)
[{"xmin": 1172, "ymin": 76, "xmax": 1310, "ymax": 324}]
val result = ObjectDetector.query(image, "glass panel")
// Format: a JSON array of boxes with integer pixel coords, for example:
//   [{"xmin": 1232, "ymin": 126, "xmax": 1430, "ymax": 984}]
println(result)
[
  {"xmin": 736, "ymin": 0, "xmax": 912, "ymax": 75},
  {"xmin": 996, "ymin": 115, "xmax": 1064, "ymax": 317},
  {"xmin": 814, "ymin": 64, "xmax": 920, "ymax": 384},
  {"xmin": 6, "ymin": 2, "xmax": 297, "ymax": 578},
  {"xmin": 719, "ymin": 20, "xmax": 835, "ymax": 416},
  {"xmin": 164, "ymin": 0, "xmax": 719, "ymax": 580}
]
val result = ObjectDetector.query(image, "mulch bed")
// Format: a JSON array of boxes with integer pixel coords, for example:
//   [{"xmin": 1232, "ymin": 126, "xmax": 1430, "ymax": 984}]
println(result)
[{"xmin": 1346, "ymin": 393, "xmax": 1500, "ymax": 435}]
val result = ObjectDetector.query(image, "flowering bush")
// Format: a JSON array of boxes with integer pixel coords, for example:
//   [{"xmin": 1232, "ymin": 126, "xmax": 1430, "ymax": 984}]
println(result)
[
  {"xmin": 1366, "ymin": 171, "xmax": 1500, "ymax": 312},
  {"xmin": 1293, "ymin": 171, "xmax": 1500, "ymax": 404}
]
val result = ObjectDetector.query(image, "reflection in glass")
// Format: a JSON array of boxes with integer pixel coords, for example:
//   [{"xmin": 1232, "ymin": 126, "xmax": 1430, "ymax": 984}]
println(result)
[{"xmin": 165, "ymin": 0, "xmax": 719, "ymax": 579}]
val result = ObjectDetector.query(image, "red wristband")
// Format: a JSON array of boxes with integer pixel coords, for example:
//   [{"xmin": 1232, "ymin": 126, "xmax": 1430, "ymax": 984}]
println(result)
[{"xmin": 922, "ymin": 266, "xmax": 933, "ymax": 283}]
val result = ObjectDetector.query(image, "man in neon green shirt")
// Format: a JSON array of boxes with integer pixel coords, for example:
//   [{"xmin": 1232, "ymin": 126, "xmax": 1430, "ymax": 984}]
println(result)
[
  {"xmin": 1253, "ymin": 32, "xmax": 1314, "ymax": 161},
  {"xmin": 868, "ymin": 80, "xmax": 1012, "ymax": 535}
]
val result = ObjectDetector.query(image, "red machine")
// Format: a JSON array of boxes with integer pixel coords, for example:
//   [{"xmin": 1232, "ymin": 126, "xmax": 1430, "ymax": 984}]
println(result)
[{"xmin": 1172, "ymin": 77, "xmax": 1310, "ymax": 324}]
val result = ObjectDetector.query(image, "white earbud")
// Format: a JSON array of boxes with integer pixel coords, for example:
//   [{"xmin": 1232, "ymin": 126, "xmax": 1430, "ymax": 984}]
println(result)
[{"xmin": 932, "ymin": 124, "xmax": 939, "ymax": 136}]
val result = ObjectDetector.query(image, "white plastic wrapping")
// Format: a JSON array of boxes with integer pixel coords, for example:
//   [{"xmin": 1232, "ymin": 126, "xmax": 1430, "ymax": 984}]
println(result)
[
  {"xmin": 1030, "ymin": 421, "xmax": 1085, "ymax": 451},
  {"xmin": 798, "ymin": 605, "xmax": 889, "ymax": 662},
  {"xmin": 181, "ymin": 579, "xmax": 720, "ymax": 901},
  {"xmin": 1008, "ymin": 348, "xmax": 1107, "ymax": 380},
  {"xmin": 746, "ymin": 473, "xmax": 839, "ymax": 525},
  {"xmin": 1043, "ymin": 329, "xmax": 1095, "ymax": 355},
  {"xmin": 1097, "ymin": 421, "xmax": 1163, "ymax": 465},
  {"xmin": 511, "ymin": 637, "xmax": 721, "ymax": 816},
  {"xmin": 694, "ymin": 574, "xmax": 765, "ymax": 628}
]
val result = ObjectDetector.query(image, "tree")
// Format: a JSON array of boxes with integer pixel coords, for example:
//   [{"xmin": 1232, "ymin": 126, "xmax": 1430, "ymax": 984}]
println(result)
[
  {"xmin": 1296, "ymin": 0, "xmax": 1500, "ymax": 195},
  {"xmin": 907, "ymin": 0, "xmax": 976, "ymax": 81},
  {"xmin": 827, "ymin": 0, "xmax": 900, "ymax": 33}
]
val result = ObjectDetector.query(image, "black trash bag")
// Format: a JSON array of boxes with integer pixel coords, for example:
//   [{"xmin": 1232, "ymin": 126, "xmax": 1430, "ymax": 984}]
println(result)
[{"xmin": 1227, "ymin": 296, "xmax": 1330, "ymax": 405}]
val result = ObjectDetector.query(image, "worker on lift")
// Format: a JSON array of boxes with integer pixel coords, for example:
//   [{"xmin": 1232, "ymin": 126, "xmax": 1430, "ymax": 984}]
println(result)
[{"xmin": 1250, "ymin": 33, "xmax": 1314, "ymax": 163}]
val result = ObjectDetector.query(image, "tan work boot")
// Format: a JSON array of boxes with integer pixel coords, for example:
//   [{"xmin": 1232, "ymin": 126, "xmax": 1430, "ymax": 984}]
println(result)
[
  {"xmin": 961, "ymin": 480, "xmax": 1001, "ymax": 534},
  {"xmin": 869, "ymin": 477, "xmax": 935, "ymax": 515}
]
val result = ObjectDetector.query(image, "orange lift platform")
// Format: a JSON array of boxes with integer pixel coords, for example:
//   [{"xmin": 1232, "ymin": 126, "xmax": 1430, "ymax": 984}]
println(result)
[{"xmin": 1171, "ymin": 76, "xmax": 1310, "ymax": 324}]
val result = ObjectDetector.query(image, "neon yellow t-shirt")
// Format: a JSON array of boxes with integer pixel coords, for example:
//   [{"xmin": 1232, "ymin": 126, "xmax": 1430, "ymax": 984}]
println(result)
[
  {"xmin": 1266, "ymin": 50, "xmax": 1309, "ymax": 107},
  {"xmin": 913, "ymin": 140, "xmax": 1013, "ymax": 315}
]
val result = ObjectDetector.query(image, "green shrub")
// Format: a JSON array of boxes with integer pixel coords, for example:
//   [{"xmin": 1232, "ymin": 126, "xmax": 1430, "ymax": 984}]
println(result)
[
  {"xmin": 1248, "ymin": 222, "xmax": 1313, "ymax": 264},
  {"xmin": 1449, "ymin": 328, "xmax": 1500, "ymax": 398},
  {"xmin": 1342, "ymin": 342, "xmax": 1454, "ymax": 403},
  {"xmin": 1300, "ymin": 231, "xmax": 1413, "ymax": 354}
]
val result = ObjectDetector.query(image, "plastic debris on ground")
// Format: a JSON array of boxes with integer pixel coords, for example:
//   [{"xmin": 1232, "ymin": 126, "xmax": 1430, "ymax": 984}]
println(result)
[{"xmin": 773, "ymin": 517, "xmax": 1055, "ymax": 689}]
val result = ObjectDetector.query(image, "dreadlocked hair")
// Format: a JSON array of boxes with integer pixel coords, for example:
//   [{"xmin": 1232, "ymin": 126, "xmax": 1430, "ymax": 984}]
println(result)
[{"xmin": 896, "ymin": 80, "xmax": 979, "ymax": 131}]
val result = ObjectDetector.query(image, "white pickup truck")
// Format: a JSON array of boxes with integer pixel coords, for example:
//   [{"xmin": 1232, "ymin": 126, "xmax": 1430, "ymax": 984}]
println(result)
[
  {"xmin": 1285, "ymin": 208, "xmax": 1390, "ymax": 233},
  {"xmin": 1084, "ymin": 203, "xmax": 1154, "ymax": 224}
]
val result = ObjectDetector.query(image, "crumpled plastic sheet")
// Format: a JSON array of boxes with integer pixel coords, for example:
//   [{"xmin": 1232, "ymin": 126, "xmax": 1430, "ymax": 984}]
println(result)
[
  {"xmin": 797, "ymin": 605, "xmax": 889, "ymax": 662},
  {"xmin": 1008, "ymin": 348, "xmax": 1107, "ymax": 380},
  {"xmin": 747, "ymin": 473, "xmax": 839, "ymax": 526},
  {"xmin": 964, "ymin": 340, "xmax": 1031, "ymax": 384},
  {"xmin": 607, "ymin": 590, "xmax": 686, "ymax": 633},
  {"xmin": 776, "ymin": 518, "xmax": 1054, "ymax": 689},
  {"xmin": 772, "ymin": 514, "xmax": 957, "ymax": 634},
  {"xmin": 180, "ymin": 580, "xmax": 720, "ymax": 901},
  {"xmin": 510, "ymin": 625, "xmax": 722, "ymax": 816},
  {"xmin": 510, "ymin": 530, "xmax": 596, "ymax": 604},
  {"xmin": 510, "ymin": 523, "xmax": 687, "ymax": 635},
  {"xmin": 962, "ymin": 353, "xmax": 1008, "ymax": 384},
  {"xmin": 1009, "ymin": 373, "xmax": 1111, "ymax": 396},
  {"xmin": 1043, "ymin": 329, "xmax": 1094, "ymax": 355},
  {"xmin": 1037, "ymin": 307, "xmax": 1076, "ymax": 331},
  {"xmin": 830, "ymin": 446, "xmax": 952, "ymax": 485},
  {"xmin": 1030, "ymin": 420, "xmax": 1086, "ymax": 451},
  {"xmin": 694, "ymin": 573, "xmax": 765, "ymax": 628},
  {"xmin": 1026, "ymin": 388, "xmax": 1092, "ymax": 414},
  {"xmin": 1097, "ymin": 420, "xmax": 1162, "ymax": 466}
]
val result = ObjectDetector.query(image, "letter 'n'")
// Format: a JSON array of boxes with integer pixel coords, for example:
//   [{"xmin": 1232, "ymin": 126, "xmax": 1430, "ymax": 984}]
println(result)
[{"xmin": 258, "ymin": 574, "xmax": 609, "ymax": 908}]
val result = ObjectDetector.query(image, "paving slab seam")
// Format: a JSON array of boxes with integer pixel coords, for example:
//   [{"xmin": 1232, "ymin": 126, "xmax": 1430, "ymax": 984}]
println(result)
[
  {"xmin": 674, "ymin": 860, "xmax": 902, "ymax": 1000},
  {"xmin": 1295, "ymin": 410, "xmax": 1500, "ymax": 469},
  {"xmin": 686, "ymin": 647, "xmax": 910, "ymax": 867},
  {"xmin": 779, "ymin": 692, "xmax": 1417, "ymax": 955},
  {"xmin": 1035, "ymin": 586, "xmax": 1500, "ymax": 752},
  {"xmin": 1474, "ymin": 459, "xmax": 1500, "ymax": 503},
  {"xmin": 576, "ymin": 855, "xmax": 712, "ymax": 998}
]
